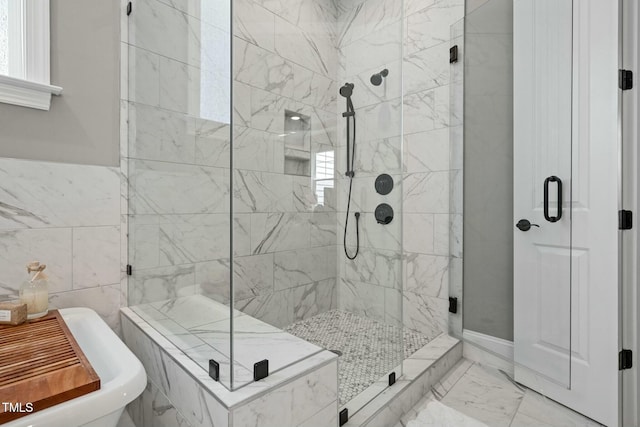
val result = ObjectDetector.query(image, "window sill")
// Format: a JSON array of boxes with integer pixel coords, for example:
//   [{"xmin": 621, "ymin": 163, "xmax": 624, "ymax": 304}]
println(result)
[{"xmin": 0, "ymin": 74, "xmax": 62, "ymax": 110}]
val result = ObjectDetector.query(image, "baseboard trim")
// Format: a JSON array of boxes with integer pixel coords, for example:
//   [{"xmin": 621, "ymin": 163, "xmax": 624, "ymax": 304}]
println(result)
[{"xmin": 462, "ymin": 329, "xmax": 514, "ymax": 361}]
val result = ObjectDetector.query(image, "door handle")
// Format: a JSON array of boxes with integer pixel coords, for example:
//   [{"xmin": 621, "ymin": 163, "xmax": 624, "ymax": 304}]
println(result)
[
  {"xmin": 543, "ymin": 175, "xmax": 563, "ymax": 223},
  {"xmin": 516, "ymin": 219, "xmax": 539, "ymax": 231}
]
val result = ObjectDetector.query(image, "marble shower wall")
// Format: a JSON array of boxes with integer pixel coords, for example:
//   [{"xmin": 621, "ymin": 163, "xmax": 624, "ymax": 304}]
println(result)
[
  {"xmin": 336, "ymin": 0, "xmax": 464, "ymax": 339},
  {"xmin": 335, "ymin": 0, "xmax": 405, "ymax": 327},
  {"xmin": 126, "ymin": 0, "xmax": 340, "ymax": 328}
]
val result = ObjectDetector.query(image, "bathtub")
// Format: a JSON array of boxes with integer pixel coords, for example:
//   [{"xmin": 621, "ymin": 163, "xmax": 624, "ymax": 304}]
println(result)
[{"xmin": 4, "ymin": 307, "xmax": 147, "ymax": 427}]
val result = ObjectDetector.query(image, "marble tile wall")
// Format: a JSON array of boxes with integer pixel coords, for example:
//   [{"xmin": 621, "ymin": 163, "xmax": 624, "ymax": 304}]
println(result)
[
  {"xmin": 335, "ymin": 0, "xmax": 464, "ymax": 339},
  {"xmin": 0, "ymin": 158, "xmax": 124, "ymax": 329},
  {"xmin": 335, "ymin": 0, "xmax": 405, "ymax": 329},
  {"xmin": 126, "ymin": 0, "xmax": 340, "ymax": 330}
]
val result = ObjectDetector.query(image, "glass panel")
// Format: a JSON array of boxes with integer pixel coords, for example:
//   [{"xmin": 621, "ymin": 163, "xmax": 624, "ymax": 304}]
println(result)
[
  {"xmin": 454, "ymin": 0, "xmax": 573, "ymax": 387},
  {"xmin": 126, "ymin": 0, "xmax": 235, "ymax": 389},
  {"xmin": 230, "ymin": 0, "xmax": 405, "ymax": 405}
]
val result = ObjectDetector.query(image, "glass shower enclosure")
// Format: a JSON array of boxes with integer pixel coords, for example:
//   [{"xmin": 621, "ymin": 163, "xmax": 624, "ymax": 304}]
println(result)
[{"xmin": 126, "ymin": 0, "xmax": 405, "ymax": 412}]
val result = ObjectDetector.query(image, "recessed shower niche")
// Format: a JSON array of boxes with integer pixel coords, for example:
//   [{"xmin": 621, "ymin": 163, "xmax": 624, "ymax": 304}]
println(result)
[{"xmin": 283, "ymin": 110, "xmax": 311, "ymax": 176}]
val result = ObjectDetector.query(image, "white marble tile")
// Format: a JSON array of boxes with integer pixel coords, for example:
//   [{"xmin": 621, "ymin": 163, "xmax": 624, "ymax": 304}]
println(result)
[
  {"xmin": 128, "ymin": 46, "xmax": 160, "ymax": 107},
  {"xmin": 365, "ymin": 0, "xmax": 403, "ymax": 35},
  {"xmin": 234, "ymin": 38, "xmax": 294, "ymax": 98},
  {"xmin": 129, "ymin": 264, "xmax": 196, "ymax": 305},
  {"xmin": 251, "ymin": 212, "xmax": 310, "ymax": 254},
  {"xmin": 120, "ymin": 314, "xmax": 230, "ymax": 427},
  {"xmin": 293, "ymin": 64, "xmax": 337, "ymax": 112},
  {"xmin": 131, "ymin": 0, "xmax": 189, "ymax": 63},
  {"xmin": 293, "ymin": 278, "xmax": 337, "ymax": 321},
  {"xmin": 274, "ymin": 246, "xmax": 333, "ymax": 290},
  {"xmin": 336, "ymin": 1, "xmax": 366, "ymax": 47},
  {"xmin": 405, "ymin": 253, "xmax": 449, "ymax": 299},
  {"xmin": 359, "ymin": 98, "xmax": 403, "ymax": 143},
  {"xmin": 159, "ymin": 56, "xmax": 199, "ymax": 114},
  {"xmin": 131, "ymin": 379, "xmax": 193, "ymax": 427},
  {"xmin": 234, "ymin": 287, "xmax": 294, "ymax": 328},
  {"xmin": 0, "ymin": 228, "xmax": 72, "ymax": 297},
  {"xmin": 403, "ymin": 91, "xmax": 436, "ymax": 135},
  {"xmin": 128, "ymin": 160, "xmax": 229, "ymax": 215},
  {"xmin": 0, "ymin": 159, "xmax": 120, "ymax": 229},
  {"xmin": 232, "ymin": 361, "xmax": 337, "ymax": 427},
  {"xmin": 129, "ymin": 214, "xmax": 232, "ymax": 269},
  {"xmin": 405, "ymin": 0, "xmax": 465, "ymax": 55},
  {"xmin": 440, "ymin": 365, "xmax": 524, "ymax": 427},
  {"xmin": 234, "ymin": 0, "xmax": 276, "ymax": 52},
  {"xmin": 515, "ymin": 390, "xmax": 603, "ymax": 427},
  {"xmin": 403, "ymin": 213, "xmax": 435, "ymax": 254},
  {"xmin": 403, "ymin": 172, "xmax": 449, "ymax": 214},
  {"xmin": 50, "ymin": 284, "xmax": 122, "ymax": 330},
  {"xmin": 404, "ymin": 128, "xmax": 450, "ymax": 174},
  {"xmin": 128, "ymin": 102, "xmax": 196, "ymax": 164},
  {"xmin": 233, "ymin": 170, "xmax": 293, "ymax": 213},
  {"xmin": 233, "ymin": 127, "xmax": 281, "ymax": 173},
  {"xmin": 341, "ymin": 20, "xmax": 402, "ymax": 77},
  {"xmin": 338, "ymin": 278, "xmax": 385, "ymax": 322},
  {"xmin": 353, "ymin": 137, "xmax": 402, "ymax": 177},
  {"xmin": 298, "ymin": 400, "xmax": 338, "ymax": 427},
  {"xmin": 403, "ymin": 291, "xmax": 449, "ymax": 340},
  {"xmin": 73, "ymin": 226, "xmax": 121, "ymax": 289},
  {"xmin": 274, "ymin": 16, "xmax": 336, "ymax": 78},
  {"xmin": 404, "ymin": 43, "xmax": 450, "ymax": 95},
  {"xmin": 194, "ymin": 119, "xmax": 230, "ymax": 168},
  {"xmin": 342, "ymin": 247, "xmax": 402, "ymax": 288},
  {"xmin": 310, "ymin": 212, "xmax": 336, "ymax": 246}
]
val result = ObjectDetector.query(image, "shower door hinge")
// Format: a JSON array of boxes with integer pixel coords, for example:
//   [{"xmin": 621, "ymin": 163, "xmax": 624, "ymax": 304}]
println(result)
[
  {"xmin": 209, "ymin": 359, "xmax": 220, "ymax": 381},
  {"xmin": 619, "ymin": 349, "xmax": 633, "ymax": 370},
  {"xmin": 619, "ymin": 210, "xmax": 633, "ymax": 230},
  {"xmin": 339, "ymin": 409, "xmax": 348, "ymax": 426},
  {"xmin": 126, "ymin": 264, "xmax": 133, "ymax": 276},
  {"xmin": 126, "ymin": 2, "xmax": 132, "ymax": 16},
  {"xmin": 619, "ymin": 69, "xmax": 633, "ymax": 90},
  {"xmin": 449, "ymin": 297, "xmax": 459, "ymax": 314},
  {"xmin": 388, "ymin": 372, "xmax": 396, "ymax": 386},
  {"xmin": 450, "ymin": 45, "xmax": 459, "ymax": 64},
  {"xmin": 253, "ymin": 359, "xmax": 269, "ymax": 381}
]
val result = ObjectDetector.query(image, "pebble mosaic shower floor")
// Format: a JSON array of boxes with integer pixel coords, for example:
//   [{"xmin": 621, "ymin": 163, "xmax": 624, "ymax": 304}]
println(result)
[{"xmin": 284, "ymin": 310, "xmax": 432, "ymax": 405}]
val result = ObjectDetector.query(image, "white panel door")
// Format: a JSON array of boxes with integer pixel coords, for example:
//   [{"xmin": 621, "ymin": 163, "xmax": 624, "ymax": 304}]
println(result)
[{"xmin": 513, "ymin": 1, "xmax": 619, "ymax": 426}]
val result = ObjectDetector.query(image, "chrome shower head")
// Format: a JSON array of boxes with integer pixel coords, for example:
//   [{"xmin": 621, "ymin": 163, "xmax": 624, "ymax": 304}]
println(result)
[{"xmin": 370, "ymin": 69, "xmax": 389, "ymax": 86}]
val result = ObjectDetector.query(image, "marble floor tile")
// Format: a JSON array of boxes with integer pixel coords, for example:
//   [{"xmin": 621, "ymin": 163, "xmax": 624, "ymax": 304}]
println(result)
[
  {"xmin": 515, "ymin": 390, "xmax": 603, "ymax": 427},
  {"xmin": 398, "ymin": 360, "xmax": 603, "ymax": 427},
  {"xmin": 440, "ymin": 364, "xmax": 524, "ymax": 427}
]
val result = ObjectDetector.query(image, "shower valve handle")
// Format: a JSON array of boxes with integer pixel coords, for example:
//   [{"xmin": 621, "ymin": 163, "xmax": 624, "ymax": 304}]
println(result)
[{"xmin": 516, "ymin": 219, "xmax": 539, "ymax": 231}]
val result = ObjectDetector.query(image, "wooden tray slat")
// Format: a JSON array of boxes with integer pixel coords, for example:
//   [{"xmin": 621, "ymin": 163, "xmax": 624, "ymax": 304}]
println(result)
[{"xmin": 0, "ymin": 310, "xmax": 100, "ymax": 423}]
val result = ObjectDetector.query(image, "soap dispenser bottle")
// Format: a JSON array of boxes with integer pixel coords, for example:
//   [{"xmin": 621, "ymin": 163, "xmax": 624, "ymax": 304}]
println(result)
[{"xmin": 19, "ymin": 261, "xmax": 49, "ymax": 319}]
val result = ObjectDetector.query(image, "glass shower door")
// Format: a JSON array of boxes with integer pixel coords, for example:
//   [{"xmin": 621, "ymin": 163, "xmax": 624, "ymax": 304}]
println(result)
[{"xmin": 126, "ymin": 0, "xmax": 235, "ymax": 389}]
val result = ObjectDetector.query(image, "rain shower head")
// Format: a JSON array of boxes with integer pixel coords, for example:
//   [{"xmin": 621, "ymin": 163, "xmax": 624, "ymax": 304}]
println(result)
[
  {"xmin": 370, "ymin": 69, "xmax": 389, "ymax": 86},
  {"xmin": 339, "ymin": 82, "xmax": 354, "ymax": 98}
]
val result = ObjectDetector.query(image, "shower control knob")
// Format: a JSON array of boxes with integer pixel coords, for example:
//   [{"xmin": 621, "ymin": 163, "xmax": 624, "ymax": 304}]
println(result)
[
  {"xmin": 516, "ymin": 219, "xmax": 539, "ymax": 231},
  {"xmin": 375, "ymin": 174, "xmax": 394, "ymax": 195}
]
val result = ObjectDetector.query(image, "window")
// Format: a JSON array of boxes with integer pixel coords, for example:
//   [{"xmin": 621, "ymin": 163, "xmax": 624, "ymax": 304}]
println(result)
[
  {"xmin": 0, "ymin": 0, "xmax": 61, "ymax": 110},
  {"xmin": 314, "ymin": 150, "xmax": 334, "ymax": 206}
]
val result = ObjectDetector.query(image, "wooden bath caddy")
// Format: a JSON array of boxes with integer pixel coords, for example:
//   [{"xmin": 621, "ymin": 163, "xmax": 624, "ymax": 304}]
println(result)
[{"xmin": 0, "ymin": 310, "xmax": 100, "ymax": 423}]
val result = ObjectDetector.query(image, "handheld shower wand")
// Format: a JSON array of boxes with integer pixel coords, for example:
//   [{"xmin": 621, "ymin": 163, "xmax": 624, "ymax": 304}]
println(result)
[{"xmin": 340, "ymin": 83, "xmax": 360, "ymax": 260}]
